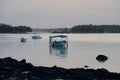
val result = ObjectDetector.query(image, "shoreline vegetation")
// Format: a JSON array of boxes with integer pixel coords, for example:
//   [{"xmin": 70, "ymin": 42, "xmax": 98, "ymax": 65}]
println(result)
[
  {"xmin": 1, "ymin": 23, "xmax": 120, "ymax": 33},
  {"xmin": 53, "ymin": 24, "xmax": 120, "ymax": 33},
  {"xmin": 0, "ymin": 23, "xmax": 32, "ymax": 33},
  {"xmin": 33, "ymin": 24, "xmax": 120, "ymax": 33},
  {"xmin": 0, "ymin": 57, "xmax": 120, "ymax": 80}
]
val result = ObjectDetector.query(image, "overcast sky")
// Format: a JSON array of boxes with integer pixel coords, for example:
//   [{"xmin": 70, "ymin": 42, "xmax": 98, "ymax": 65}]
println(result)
[{"xmin": 0, "ymin": 0, "xmax": 120, "ymax": 28}]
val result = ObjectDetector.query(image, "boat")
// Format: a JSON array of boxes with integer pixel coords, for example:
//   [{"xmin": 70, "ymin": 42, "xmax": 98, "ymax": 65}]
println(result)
[
  {"xmin": 20, "ymin": 37, "xmax": 27, "ymax": 42},
  {"xmin": 49, "ymin": 35, "xmax": 68, "ymax": 47},
  {"xmin": 32, "ymin": 35, "xmax": 42, "ymax": 39}
]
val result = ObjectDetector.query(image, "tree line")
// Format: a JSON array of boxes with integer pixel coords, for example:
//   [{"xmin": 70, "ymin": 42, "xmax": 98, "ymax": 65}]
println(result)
[
  {"xmin": 70, "ymin": 24, "xmax": 120, "ymax": 33},
  {"xmin": 0, "ymin": 23, "xmax": 32, "ymax": 33},
  {"xmin": 52, "ymin": 24, "xmax": 120, "ymax": 33}
]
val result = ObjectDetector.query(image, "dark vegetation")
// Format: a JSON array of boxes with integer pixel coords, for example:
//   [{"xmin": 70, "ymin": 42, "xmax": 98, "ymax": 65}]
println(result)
[
  {"xmin": 1, "ymin": 23, "xmax": 120, "ymax": 33},
  {"xmin": 0, "ymin": 57, "xmax": 120, "ymax": 80},
  {"xmin": 53, "ymin": 24, "xmax": 120, "ymax": 33},
  {"xmin": 70, "ymin": 24, "xmax": 120, "ymax": 33},
  {"xmin": 0, "ymin": 23, "xmax": 32, "ymax": 33}
]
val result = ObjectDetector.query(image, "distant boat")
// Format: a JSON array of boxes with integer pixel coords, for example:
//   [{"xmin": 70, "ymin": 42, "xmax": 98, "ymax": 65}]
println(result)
[
  {"xmin": 49, "ymin": 35, "xmax": 68, "ymax": 47},
  {"xmin": 32, "ymin": 35, "xmax": 42, "ymax": 39},
  {"xmin": 20, "ymin": 37, "xmax": 27, "ymax": 42}
]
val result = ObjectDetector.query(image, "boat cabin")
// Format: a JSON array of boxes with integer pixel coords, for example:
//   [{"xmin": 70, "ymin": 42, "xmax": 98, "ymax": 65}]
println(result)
[{"xmin": 49, "ymin": 35, "xmax": 68, "ymax": 47}]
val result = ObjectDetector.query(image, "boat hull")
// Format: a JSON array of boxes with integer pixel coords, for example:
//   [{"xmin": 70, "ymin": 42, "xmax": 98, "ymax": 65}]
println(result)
[
  {"xmin": 20, "ymin": 38, "xmax": 26, "ymax": 42},
  {"xmin": 50, "ymin": 41, "xmax": 67, "ymax": 47}
]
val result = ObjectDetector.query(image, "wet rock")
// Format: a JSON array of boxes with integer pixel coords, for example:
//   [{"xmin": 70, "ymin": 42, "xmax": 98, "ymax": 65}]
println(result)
[
  {"xmin": 20, "ymin": 59, "xmax": 26, "ymax": 63},
  {"xmin": 84, "ymin": 65, "xmax": 89, "ymax": 68},
  {"xmin": 0, "ymin": 57, "xmax": 120, "ymax": 80},
  {"xmin": 97, "ymin": 68, "xmax": 109, "ymax": 73},
  {"xmin": 96, "ymin": 55, "xmax": 108, "ymax": 62}
]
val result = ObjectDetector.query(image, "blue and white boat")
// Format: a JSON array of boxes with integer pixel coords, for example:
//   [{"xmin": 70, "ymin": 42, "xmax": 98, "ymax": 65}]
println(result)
[
  {"xmin": 49, "ymin": 35, "xmax": 68, "ymax": 47},
  {"xmin": 20, "ymin": 37, "xmax": 27, "ymax": 42},
  {"xmin": 32, "ymin": 35, "xmax": 42, "ymax": 39}
]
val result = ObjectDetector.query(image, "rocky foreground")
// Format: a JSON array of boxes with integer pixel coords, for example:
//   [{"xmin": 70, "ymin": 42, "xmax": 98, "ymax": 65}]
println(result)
[{"xmin": 0, "ymin": 57, "xmax": 120, "ymax": 80}]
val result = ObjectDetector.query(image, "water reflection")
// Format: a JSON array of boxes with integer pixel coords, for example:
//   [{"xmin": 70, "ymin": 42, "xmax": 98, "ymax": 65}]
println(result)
[{"xmin": 49, "ymin": 45, "xmax": 68, "ymax": 57}]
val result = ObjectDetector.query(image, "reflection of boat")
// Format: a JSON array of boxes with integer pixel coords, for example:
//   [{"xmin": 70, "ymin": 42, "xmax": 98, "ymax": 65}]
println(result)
[
  {"xmin": 49, "ymin": 35, "xmax": 68, "ymax": 47},
  {"xmin": 49, "ymin": 45, "xmax": 68, "ymax": 57},
  {"xmin": 49, "ymin": 35, "xmax": 68, "ymax": 57},
  {"xmin": 20, "ymin": 37, "xmax": 27, "ymax": 42},
  {"xmin": 32, "ymin": 35, "xmax": 42, "ymax": 39}
]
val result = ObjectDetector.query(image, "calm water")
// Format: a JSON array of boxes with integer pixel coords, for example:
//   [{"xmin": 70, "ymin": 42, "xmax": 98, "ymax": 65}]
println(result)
[{"xmin": 0, "ymin": 33, "xmax": 120, "ymax": 72}]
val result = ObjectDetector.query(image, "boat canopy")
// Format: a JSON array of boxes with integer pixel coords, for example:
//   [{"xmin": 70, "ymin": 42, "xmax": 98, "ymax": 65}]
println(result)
[{"xmin": 49, "ymin": 35, "xmax": 68, "ymax": 38}]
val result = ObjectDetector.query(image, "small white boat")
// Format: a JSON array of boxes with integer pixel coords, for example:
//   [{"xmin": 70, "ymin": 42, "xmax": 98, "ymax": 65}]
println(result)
[{"xmin": 20, "ymin": 37, "xmax": 27, "ymax": 42}]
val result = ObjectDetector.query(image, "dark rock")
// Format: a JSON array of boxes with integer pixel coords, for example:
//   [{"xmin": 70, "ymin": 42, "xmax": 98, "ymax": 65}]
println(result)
[
  {"xmin": 84, "ymin": 65, "xmax": 89, "ymax": 68},
  {"xmin": 96, "ymin": 55, "xmax": 108, "ymax": 62},
  {"xmin": 52, "ymin": 65, "xmax": 57, "ymax": 68},
  {"xmin": 0, "ymin": 57, "xmax": 120, "ymax": 80},
  {"xmin": 97, "ymin": 68, "xmax": 109, "ymax": 73},
  {"xmin": 20, "ymin": 59, "xmax": 26, "ymax": 63}
]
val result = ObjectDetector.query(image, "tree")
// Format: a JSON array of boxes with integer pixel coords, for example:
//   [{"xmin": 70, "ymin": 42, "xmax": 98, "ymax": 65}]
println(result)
[{"xmin": 0, "ymin": 23, "xmax": 32, "ymax": 33}]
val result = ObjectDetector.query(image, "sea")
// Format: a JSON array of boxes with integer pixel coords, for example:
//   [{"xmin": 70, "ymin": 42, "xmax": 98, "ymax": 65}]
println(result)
[{"xmin": 0, "ymin": 33, "xmax": 120, "ymax": 72}]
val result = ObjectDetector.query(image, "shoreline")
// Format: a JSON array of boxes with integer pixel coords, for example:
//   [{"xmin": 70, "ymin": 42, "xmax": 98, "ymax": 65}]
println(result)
[{"xmin": 0, "ymin": 57, "xmax": 120, "ymax": 80}]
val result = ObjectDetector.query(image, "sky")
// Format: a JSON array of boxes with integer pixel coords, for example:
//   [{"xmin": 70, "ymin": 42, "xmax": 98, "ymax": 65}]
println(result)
[{"xmin": 0, "ymin": 0, "xmax": 120, "ymax": 28}]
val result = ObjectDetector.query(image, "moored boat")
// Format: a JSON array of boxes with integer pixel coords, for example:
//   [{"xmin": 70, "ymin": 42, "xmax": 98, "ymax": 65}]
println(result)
[
  {"xmin": 20, "ymin": 37, "xmax": 27, "ymax": 42},
  {"xmin": 49, "ymin": 35, "xmax": 68, "ymax": 47},
  {"xmin": 32, "ymin": 35, "xmax": 42, "ymax": 39}
]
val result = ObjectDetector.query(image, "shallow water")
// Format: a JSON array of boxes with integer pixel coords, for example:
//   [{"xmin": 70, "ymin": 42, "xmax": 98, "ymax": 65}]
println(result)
[{"xmin": 0, "ymin": 33, "xmax": 120, "ymax": 72}]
